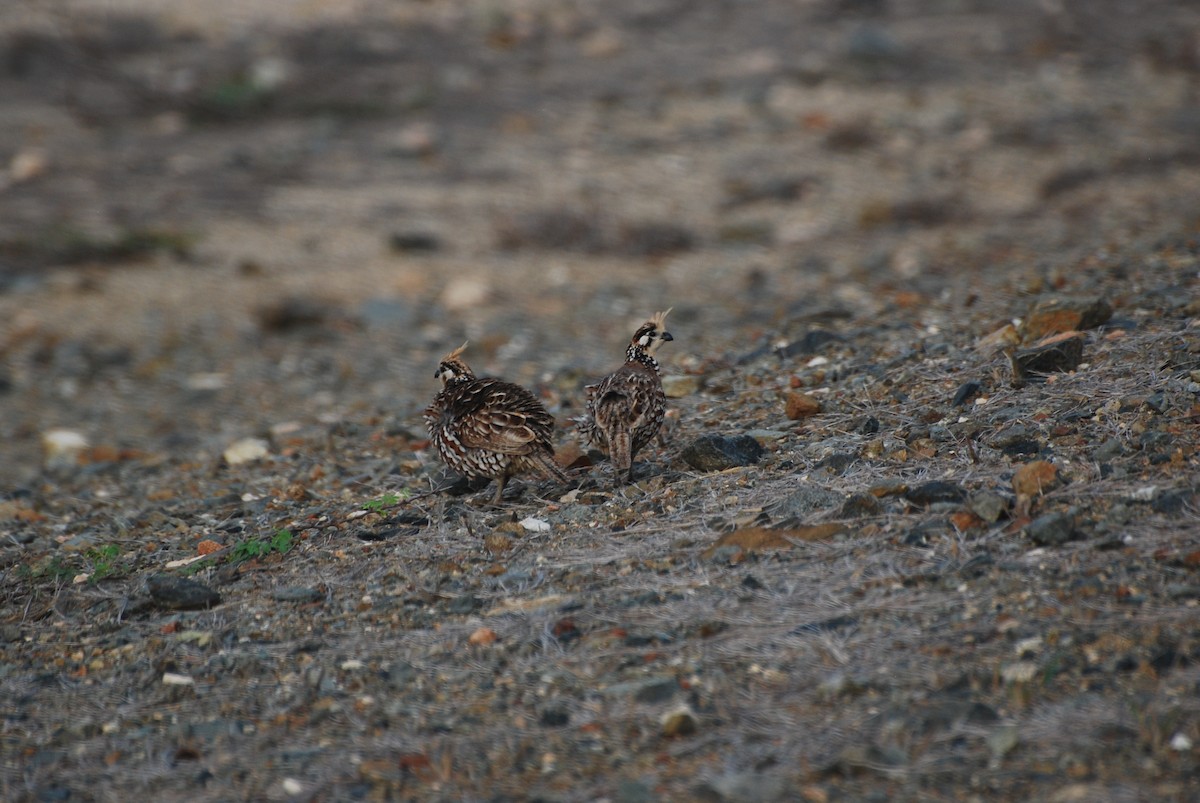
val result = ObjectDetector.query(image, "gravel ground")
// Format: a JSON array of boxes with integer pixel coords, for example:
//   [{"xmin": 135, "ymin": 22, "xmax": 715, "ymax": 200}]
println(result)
[{"xmin": 3, "ymin": 1, "xmax": 1200, "ymax": 801}]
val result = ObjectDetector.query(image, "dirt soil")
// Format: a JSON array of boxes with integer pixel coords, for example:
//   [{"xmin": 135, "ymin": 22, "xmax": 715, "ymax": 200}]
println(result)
[{"xmin": 3, "ymin": 1, "xmax": 1200, "ymax": 800}]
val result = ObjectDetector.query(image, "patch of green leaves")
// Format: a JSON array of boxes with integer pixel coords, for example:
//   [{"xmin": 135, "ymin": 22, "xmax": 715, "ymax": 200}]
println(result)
[
  {"xmin": 85, "ymin": 544, "xmax": 125, "ymax": 582},
  {"xmin": 231, "ymin": 529, "xmax": 294, "ymax": 563},
  {"xmin": 361, "ymin": 490, "xmax": 410, "ymax": 513}
]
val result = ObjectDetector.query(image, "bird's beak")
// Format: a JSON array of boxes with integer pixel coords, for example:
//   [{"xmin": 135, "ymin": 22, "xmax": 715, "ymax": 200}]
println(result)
[{"xmin": 661, "ymin": 331, "xmax": 674, "ymax": 342}]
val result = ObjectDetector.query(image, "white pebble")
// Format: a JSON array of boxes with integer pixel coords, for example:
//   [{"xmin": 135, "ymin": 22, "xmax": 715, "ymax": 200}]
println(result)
[
  {"xmin": 223, "ymin": 437, "xmax": 270, "ymax": 465},
  {"xmin": 42, "ymin": 429, "xmax": 88, "ymax": 469},
  {"xmin": 520, "ymin": 517, "xmax": 551, "ymax": 533}
]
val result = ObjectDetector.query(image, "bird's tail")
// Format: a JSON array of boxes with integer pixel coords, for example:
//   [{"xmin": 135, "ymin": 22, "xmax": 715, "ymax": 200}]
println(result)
[
  {"xmin": 609, "ymin": 428, "xmax": 633, "ymax": 482},
  {"xmin": 532, "ymin": 450, "xmax": 571, "ymax": 487}
]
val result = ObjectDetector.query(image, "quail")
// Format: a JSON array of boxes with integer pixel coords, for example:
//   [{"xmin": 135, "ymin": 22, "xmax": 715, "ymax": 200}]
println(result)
[
  {"xmin": 577, "ymin": 309, "xmax": 674, "ymax": 484},
  {"xmin": 424, "ymin": 343, "xmax": 569, "ymax": 505}
]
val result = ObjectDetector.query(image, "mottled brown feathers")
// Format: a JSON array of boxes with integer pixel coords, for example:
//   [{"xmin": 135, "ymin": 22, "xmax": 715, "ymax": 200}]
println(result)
[
  {"xmin": 424, "ymin": 346, "xmax": 568, "ymax": 505},
  {"xmin": 578, "ymin": 310, "xmax": 674, "ymax": 484}
]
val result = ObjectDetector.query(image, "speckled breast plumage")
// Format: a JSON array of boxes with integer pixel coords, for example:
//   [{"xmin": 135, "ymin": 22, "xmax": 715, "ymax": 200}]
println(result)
[{"xmin": 424, "ymin": 376, "xmax": 557, "ymax": 482}]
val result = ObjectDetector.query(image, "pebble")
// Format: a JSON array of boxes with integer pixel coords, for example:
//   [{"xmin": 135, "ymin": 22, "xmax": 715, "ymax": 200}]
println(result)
[
  {"xmin": 951, "ymin": 380, "xmax": 982, "ymax": 406},
  {"xmin": 1022, "ymin": 296, "xmax": 1112, "ymax": 341},
  {"xmin": 223, "ymin": 438, "xmax": 269, "ymax": 466},
  {"xmin": 1093, "ymin": 437, "xmax": 1125, "ymax": 462},
  {"xmin": 1024, "ymin": 510, "xmax": 1080, "ymax": 546},
  {"xmin": 468, "ymin": 627, "xmax": 498, "ymax": 646},
  {"xmin": 660, "ymin": 705, "xmax": 698, "ymax": 737},
  {"xmin": 839, "ymin": 493, "xmax": 882, "ymax": 517},
  {"xmin": 967, "ymin": 491, "xmax": 1010, "ymax": 523},
  {"xmin": 10, "ymin": 148, "xmax": 49, "ymax": 182},
  {"xmin": 694, "ymin": 769, "xmax": 787, "ymax": 803},
  {"xmin": 904, "ymin": 481, "xmax": 966, "ymax": 507},
  {"xmin": 1011, "ymin": 333, "xmax": 1085, "ymax": 381},
  {"xmin": 273, "ymin": 587, "xmax": 324, "ymax": 603},
  {"xmin": 42, "ymin": 429, "xmax": 88, "ymax": 470},
  {"xmin": 1013, "ymin": 460, "xmax": 1061, "ymax": 500},
  {"xmin": 681, "ymin": 434, "xmax": 764, "ymax": 471},
  {"xmin": 519, "ymin": 517, "xmax": 551, "ymax": 533},
  {"xmin": 146, "ymin": 574, "xmax": 221, "ymax": 610},
  {"xmin": 388, "ymin": 231, "xmax": 440, "ymax": 253},
  {"xmin": 603, "ymin": 676, "xmax": 678, "ymax": 703},
  {"xmin": 440, "ymin": 276, "xmax": 490, "ymax": 311},
  {"xmin": 162, "ymin": 672, "xmax": 195, "ymax": 686},
  {"xmin": 785, "ymin": 391, "xmax": 822, "ymax": 419},
  {"xmin": 662, "ymin": 374, "xmax": 702, "ymax": 398}
]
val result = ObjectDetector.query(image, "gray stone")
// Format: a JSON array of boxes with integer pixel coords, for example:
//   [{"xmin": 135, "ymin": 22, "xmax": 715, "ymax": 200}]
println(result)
[
  {"xmin": 603, "ymin": 675, "xmax": 679, "ymax": 704},
  {"xmin": 147, "ymin": 574, "xmax": 221, "ymax": 610},
  {"xmin": 967, "ymin": 491, "xmax": 1010, "ymax": 523},
  {"xmin": 1093, "ymin": 437, "xmax": 1125, "ymax": 462},
  {"xmin": 767, "ymin": 486, "xmax": 842, "ymax": 522},
  {"xmin": 681, "ymin": 435, "xmax": 764, "ymax": 471},
  {"xmin": 1024, "ymin": 511, "xmax": 1080, "ymax": 546},
  {"xmin": 694, "ymin": 770, "xmax": 788, "ymax": 803},
  {"xmin": 904, "ymin": 481, "xmax": 966, "ymax": 507}
]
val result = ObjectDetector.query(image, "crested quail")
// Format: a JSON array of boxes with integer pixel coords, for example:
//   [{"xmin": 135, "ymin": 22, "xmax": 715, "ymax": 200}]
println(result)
[
  {"xmin": 424, "ymin": 343, "xmax": 570, "ymax": 505},
  {"xmin": 577, "ymin": 309, "xmax": 674, "ymax": 484}
]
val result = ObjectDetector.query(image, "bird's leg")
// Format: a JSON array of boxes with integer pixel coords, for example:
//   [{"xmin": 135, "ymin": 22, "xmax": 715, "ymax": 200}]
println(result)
[{"xmin": 490, "ymin": 474, "xmax": 508, "ymax": 506}]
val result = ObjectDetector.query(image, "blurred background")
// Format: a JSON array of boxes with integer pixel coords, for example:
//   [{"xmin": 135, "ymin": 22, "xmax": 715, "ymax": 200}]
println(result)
[{"xmin": 2, "ymin": 0, "xmax": 1199, "ymax": 486}]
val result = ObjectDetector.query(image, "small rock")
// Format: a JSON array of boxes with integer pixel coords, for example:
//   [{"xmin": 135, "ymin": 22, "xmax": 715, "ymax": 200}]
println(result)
[
  {"xmin": 951, "ymin": 380, "xmax": 982, "ymax": 406},
  {"xmin": 660, "ymin": 705, "xmax": 698, "ymax": 737},
  {"xmin": 904, "ymin": 481, "xmax": 966, "ymax": 507},
  {"xmin": 520, "ymin": 517, "xmax": 551, "ymax": 533},
  {"xmin": 1024, "ymin": 510, "xmax": 1080, "ymax": 546},
  {"xmin": 746, "ymin": 429, "xmax": 787, "ymax": 443},
  {"xmin": 1010, "ymin": 333, "xmax": 1084, "ymax": 384},
  {"xmin": 987, "ymin": 724, "xmax": 1020, "ymax": 762},
  {"xmin": 785, "ymin": 391, "xmax": 822, "ymax": 419},
  {"xmin": 777, "ymin": 330, "xmax": 844, "ymax": 358},
  {"xmin": 1, "ymin": 624, "xmax": 22, "ymax": 643},
  {"xmin": 256, "ymin": 297, "xmax": 330, "ymax": 332},
  {"xmin": 388, "ymin": 231, "xmax": 440, "ymax": 253},
  {"xmin": 581, "ymin": 26, "xmax": 624, "ymax": 58},
  {"xmin": 1022, "ymin": 296, "xmax": 1112, "ymax": 341},
  {"xmin": 273, "ymin": 587, "xmax": 324, "ymax": 603},
  {"xmin": 10, "ymin": 148, "xmax": 49, "ymax": 183},
  {"xmin": 1013, "ymin": 460, "xmax": 1061, "ymax": 502},
  {"xmin": 162, "ymin": 672, "xmax": 195, "ymax": 686},
  {"xmin": 1170, "ymin": 732, "xmax": 1193, "ymax": 752},
  {"xmin": 615, "ymin": 779, "xmax": 656, "ymax": 803},
  {"xmin": 223, "ymin": 438, "xmax": 270, "ymax": 466},
  {"xmin": 440, "ymin": 276, "xmax": 490, "ymax": 311},
  {"xmin": 147, "ymin": 574, "xmax": 221, "ymax": 610},
  {"xmin": 468, "ymin": 627, "xmax": 498, "ymax": 646},
  {"xmin": 695, "ymin": 769, "xmax": 787, "ymax": 803},
  {"xmin": 42, "ymin": 429, "xmax": 88, "ymax": 470},
  {"xmin": 604, "ymin": 676, "xmax": 678, "ymax": 703},
  {"xmin": 539, "ymin": 706, "xmax": 570, "ymax": 727},
  {"xmin": 839, "ymin": 493, "xmax": 881, "ymax": 517},
  {"xmin": 1093, "ymin": 437, "xmax": 1125, "ymax": 462},
  {"xmin": 1000, "ymin": 661, "xmax": 1038, "ymax": 683},
  {"xmin": 662, "ymin": 374, "xmax": 702, "ymax": 398},
  {"xmin": 387, "ymin": 121, "xmax": 439, "ymax": 157},
  {"xmin": 702, "ymin": 524, "xmax": 846, "ymax": 559},
  {"xmin": 681, "ymin": 434, "xmax": 764, "ymax": 471},
  {"xmin": 967, "ymin": 491, "xmax": 1010, "ymax": 523},
  {"xmin": 792, "ymin": 614, "xmax": 858, "ymax": 635}
]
